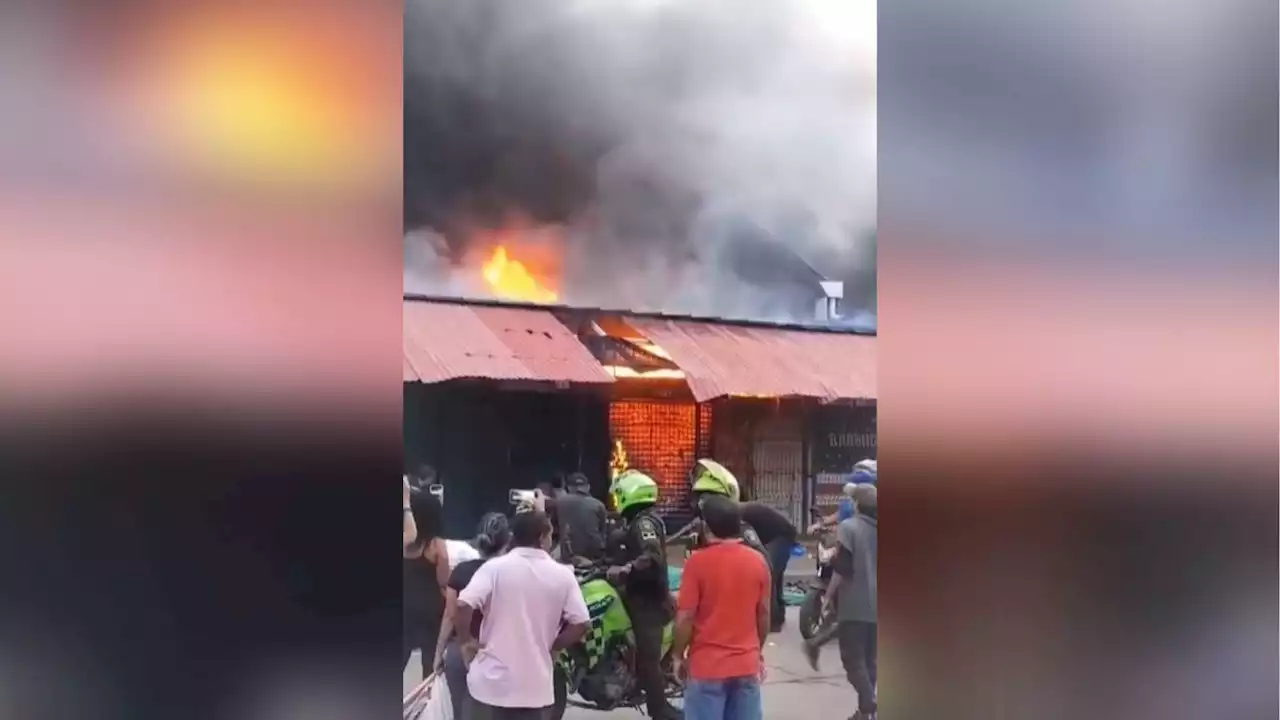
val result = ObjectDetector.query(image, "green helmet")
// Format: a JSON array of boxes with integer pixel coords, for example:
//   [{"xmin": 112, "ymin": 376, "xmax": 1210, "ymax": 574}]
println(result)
[
  {"xmin": 690, "ymin": 458, "xmax": 740, "ymax": 502},
  {"xmin": 611, "ymin": 469, "xmax": 659, "ymax": 515}
]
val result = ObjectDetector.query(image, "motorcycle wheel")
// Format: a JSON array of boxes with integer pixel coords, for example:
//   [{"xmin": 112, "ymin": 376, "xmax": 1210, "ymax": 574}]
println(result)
[
  {"xmin": 798, "ymin": 585, "xmax": 825, "ymax": 640},
  {"xmin": 549, "ymin": 663, "xmax": 569, "ymax": 720}
]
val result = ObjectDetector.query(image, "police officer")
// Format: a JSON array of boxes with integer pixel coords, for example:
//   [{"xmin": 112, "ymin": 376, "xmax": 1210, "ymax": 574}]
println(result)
[
  {"xmin": 678, "ymin": 459, "xmax": 771, "ymax": 562},
  {"xmin": 605, "ymin": 470, "xmax": 680, "ymax": 720}
]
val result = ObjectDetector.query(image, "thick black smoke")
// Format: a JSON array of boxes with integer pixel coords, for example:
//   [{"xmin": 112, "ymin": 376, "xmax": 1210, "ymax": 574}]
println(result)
[{"xmin": 404, "ymin": 0, "xmax": 877, "ymax": 324}]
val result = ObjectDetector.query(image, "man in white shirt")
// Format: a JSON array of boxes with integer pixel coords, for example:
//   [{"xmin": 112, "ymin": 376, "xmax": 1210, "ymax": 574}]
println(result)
[{"xmin": 457, "ymin": 509, "xmax": 590, "ymax": 720}]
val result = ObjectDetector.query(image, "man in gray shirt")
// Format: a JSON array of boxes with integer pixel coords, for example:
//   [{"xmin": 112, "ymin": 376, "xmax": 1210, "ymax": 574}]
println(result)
[
  {"xmin": 554, "ymin": 472, "xmax": 609, "ymax": 563},
  {"xmin": 807, "ymin": 484, "xmax": 877, "ymax": 720}
]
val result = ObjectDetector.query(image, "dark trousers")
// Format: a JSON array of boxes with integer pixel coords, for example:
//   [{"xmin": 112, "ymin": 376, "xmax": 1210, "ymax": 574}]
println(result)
[
  {"xmin": 837, "ymin": 621, "xmax": 877, "ymax": 714},
  {"xmin": 627, "ymin": 598, "xmax": 676, "ymax": 719},
  {"xmin": 464, "ymin": 697, "xmax": 551, "ymax": 720},
  {"xmin": 765, "ymin": 538, "xmax": 794, "ymax": 629},
  {"xmin": 402, "ymin": 614, "xmax": 439, "ymax": 678}
]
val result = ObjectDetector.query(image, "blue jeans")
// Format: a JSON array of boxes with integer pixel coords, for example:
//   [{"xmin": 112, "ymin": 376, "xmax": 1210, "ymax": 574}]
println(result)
[
  {"xmin": 443, "ymin": 639, "xmax": 469, "ymax": 720},
  {"xmin": 683, "ymin": 677, "xmax": 763, "ymax": 720}
]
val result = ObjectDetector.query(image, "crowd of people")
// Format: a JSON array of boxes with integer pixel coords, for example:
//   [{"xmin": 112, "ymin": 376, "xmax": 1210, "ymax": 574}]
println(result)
[{"xmin": 402, "ymin": 457, "xmax": 878, "ymax": 720}]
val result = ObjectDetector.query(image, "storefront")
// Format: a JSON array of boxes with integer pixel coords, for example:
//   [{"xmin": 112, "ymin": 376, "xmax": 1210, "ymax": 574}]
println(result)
[
  {"xmin": 706, "ymin": 399, "xmax": 807, "ymax": 527},
  {"xmin": 809, "ymin": 400, "xmax": 877, "ymax": 518},
  {"xmin": 403, "ymin": 296, "xmax": 877, "ymax": 533},
  {"xmin": 403, "ymin": 299, "xmax": 615, "ymax": 535}
]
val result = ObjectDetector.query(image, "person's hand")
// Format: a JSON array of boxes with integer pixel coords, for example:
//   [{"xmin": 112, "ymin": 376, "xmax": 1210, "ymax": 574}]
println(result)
[
  {"xmin": 671, "ymin": 655, "xmax": 687, "ymax": 684},
  {"xmin": 460, "ymin": 640, "xmax": 480, "ymax": 667},
  {"xmin": 758, "ymin": 653, "xmax": 768, "ymax": 682},
  {"xmin": 806, "ymin": 522, "xmax": 822, "ymax": 535},
  {"xmin": 403, "ymin": 477, "xmax": 412, "ymax": 507},
  {"xmin": 606, "ymin": 565, "xmax": 630, "ymax": 584},
  {"xmin": 432, "ymin": 653, "xmax": 445, "ymax": 674}
]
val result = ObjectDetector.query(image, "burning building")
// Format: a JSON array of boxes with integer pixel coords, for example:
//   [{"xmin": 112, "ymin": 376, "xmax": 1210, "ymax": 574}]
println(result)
[
  {"xmin": 401, "ymin": 0, "xmax": 877, "ymax": 529},
  {"xmin": 403, "ymin": 293, "xmax": 875, "ymax": 531}
]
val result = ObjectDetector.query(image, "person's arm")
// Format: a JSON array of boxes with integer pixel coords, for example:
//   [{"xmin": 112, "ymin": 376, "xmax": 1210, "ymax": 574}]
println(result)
[
  {"xmin": 813, "ymin": 498, "xmax": 853, "ymax": 532},
  {"xmin": 670, "ymin": 554, "xmax": 701, "ymax": 678},
  {"xmin": 432, "ymin": 588, "xmax": 459, "ymax": 671},
  {"xmin": 628, "ymin": 516, "xmax": 666, "ymax": 579},
  {"xmin": 755, "ymin": 560, "xmax": 771, "ymax": 649},
  {"xmin": 754, "ymin": 558, "xmax": 771, "ymax": 680},
  {"xmin": 669, "ymin": 517, "xmax": 701, "ymax": 542},
  {"xmin": 456, "ymin": 562, "xmax": 495, "ymax": 650},
  {"xmin": 594, "ymin": 501, "xmax": 608, "ymax": 546},
  {"xmin": 552, "ymin": 568, "xmax": 591, "ymax": 652},
  {"xmin": 558, "ymin": 501, "xmax": 575, "ymax": 560},
  {"xmin": 553, "ymin": 622, "xmax": 589, "ymax": 652},
  {"xmin": 403, "ymin": 479, "xmax": 418, "ymax": 548},
  {"xmin": 827, "ymin": 530, "xmax": 856, "ymax": 606},
  {"xmin": 430, "ymin": 537, "xmax": 450, "ymax": 592}
]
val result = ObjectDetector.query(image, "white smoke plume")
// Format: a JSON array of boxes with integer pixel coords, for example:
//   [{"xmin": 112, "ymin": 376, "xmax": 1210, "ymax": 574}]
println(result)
[{"xmin": 404, "ymin": 0, "xmax": 876, "ymax": 325}]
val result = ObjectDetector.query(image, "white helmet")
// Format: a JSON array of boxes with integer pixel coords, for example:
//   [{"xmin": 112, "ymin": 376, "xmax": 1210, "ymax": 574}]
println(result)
[{"xmin": 851, "ymin": 458, "xmax": 877, "ymax": 484}]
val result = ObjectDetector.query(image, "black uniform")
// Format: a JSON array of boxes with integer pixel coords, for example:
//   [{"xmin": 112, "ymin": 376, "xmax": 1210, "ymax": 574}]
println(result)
[{"xmin": 607, "ymin": 509, "xmax": 678, "ymax": 720}]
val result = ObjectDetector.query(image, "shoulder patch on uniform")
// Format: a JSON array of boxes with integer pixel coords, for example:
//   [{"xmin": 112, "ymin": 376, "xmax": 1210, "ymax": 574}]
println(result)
[{"xmin": 637, "ymin": 516, "xmax": 660, "ymax": 541}]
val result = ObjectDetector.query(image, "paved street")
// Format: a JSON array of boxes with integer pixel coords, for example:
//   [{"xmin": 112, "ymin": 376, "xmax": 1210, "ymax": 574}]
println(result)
[{"xmin": 403, "ymin": 608, "xmax": 856, "ymax": 719}]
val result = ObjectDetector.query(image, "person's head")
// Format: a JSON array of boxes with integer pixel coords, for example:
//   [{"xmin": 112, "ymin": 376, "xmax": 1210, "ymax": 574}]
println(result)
[
  {"xmin": 610, "ymin": 469, "xmax": 659, "ymax": 519},
  {"xmin": 851, "ymin": 483, "xmax": 877, "ymax": 517},
  {"xmin": 414, "ymin": 464, "xmax": 438, "ymax": 486},
  {"xmin": 690, "ymin": 459, "xmax": 741, "ymax": 503},
  {"xmin": 474, "ymin": 512, "xmax": 511, "ymax": 557},
  {"xmin": 566, "ymin": 472, "xmax": 591, "ymax": 496},
  {"xmin": 699, "ymin": 494, "xmax": 742, "ymax": 542},
  {"xmin": 509, "ymin": 509, "xmax": 554, "ymax": 551},
  {"xmin": 851, "ymin": 458, "xmax": 877, "ymax": 486},
  {"xmin": 408, "ymin": 486, "xmax": 443, "ymax": 544},
  {"xmin": 537, "ymin": 476, "xmax": 558, "ymax": 495}
]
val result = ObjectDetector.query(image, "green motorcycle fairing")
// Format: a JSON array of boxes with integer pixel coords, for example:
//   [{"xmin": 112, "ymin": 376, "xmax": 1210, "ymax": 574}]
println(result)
[
  {"xmin": 558, "ymin": 577, "xmax": 676, "ymax": 679},
  {"xmin": 582, "ymin": 577, "xmax": 633, "ymax": 664}
]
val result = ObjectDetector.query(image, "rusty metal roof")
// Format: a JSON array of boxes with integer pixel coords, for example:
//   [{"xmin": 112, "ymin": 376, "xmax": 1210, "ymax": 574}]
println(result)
[
  {"xmin": 404, "ymin": 300, "xmax": 613, "ymax": 385},
  {"xmin": 403, "ymin": 292, "xmax": 875, "ymax": 336},
  {"xmin": 627, "ymin": 317, "xmax": 876, "ymax": 402}
]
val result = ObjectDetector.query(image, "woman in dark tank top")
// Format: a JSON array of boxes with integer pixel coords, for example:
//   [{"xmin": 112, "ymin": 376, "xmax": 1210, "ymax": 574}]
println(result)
[{"xmin": 403, "ymin": 487, "xmax": 449, "ymax": 677}]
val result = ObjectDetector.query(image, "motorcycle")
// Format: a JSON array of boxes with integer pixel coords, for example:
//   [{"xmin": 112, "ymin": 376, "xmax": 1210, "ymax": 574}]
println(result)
[
  {"xmin": 550, "ymin": 563, "xmax": 682, "ymax": 720},
  {"xmin": 798, "ymin": 508, "xmax": 839, "ymax": 640}
]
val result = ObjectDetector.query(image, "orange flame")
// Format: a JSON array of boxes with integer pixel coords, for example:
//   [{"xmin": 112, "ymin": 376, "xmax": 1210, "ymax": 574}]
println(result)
[
  {"xmin": 610, "ymin": 439, "xmax": 629, "ymax": 481},
  {"xmin": 481, "ymin": 247, "xmax": 559, "ymax": 304}
]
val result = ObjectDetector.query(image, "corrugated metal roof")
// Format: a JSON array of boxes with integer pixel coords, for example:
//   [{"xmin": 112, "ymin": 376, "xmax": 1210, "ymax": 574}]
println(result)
[
  {"xmin": 403, "ymin": 293, "xmax": 875, "ymax": 336},
  {"xmin": 628, "ymin": 318, "xmax": 876, "ymax": 402},
  {"xmin": 404, "ymin": 301, "xmax": 613, "ymax": 385}
]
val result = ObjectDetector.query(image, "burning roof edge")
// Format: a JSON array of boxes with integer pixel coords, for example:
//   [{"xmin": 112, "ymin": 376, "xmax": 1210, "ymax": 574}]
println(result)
[{"xmin": 403, "ymin": 293, "xmax": 876, "ymax": 337}]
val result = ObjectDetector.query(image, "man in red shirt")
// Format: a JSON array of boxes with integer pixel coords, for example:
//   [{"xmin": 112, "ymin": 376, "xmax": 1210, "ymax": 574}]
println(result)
[{"xmin": 670, "ymin": 495, "xmax": 771, "ymax": 720}]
